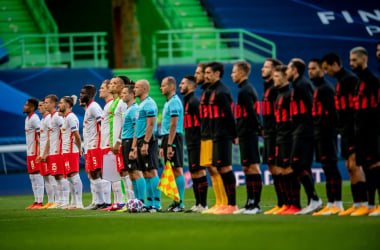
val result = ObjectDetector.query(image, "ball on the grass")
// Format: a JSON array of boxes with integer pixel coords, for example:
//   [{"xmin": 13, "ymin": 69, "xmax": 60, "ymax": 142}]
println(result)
[{"xmin": 127, "ymin": 198, "xmax": 143, "ymax": 213}]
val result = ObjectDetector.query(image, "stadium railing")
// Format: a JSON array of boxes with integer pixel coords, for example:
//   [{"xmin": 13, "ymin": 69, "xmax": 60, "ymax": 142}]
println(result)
[
  {"xmin": 0, "ymin": 32, "xmax": 108, "ymax": 69},
  {"xmin": 25, "ymin": 0, "xmax": 58, "ymax": 34},
  {"xmin": 0, "ymin": 144, "xmax": 26, "ymax": 174},
  {"xmin": 152, "ymin": 28, "xmax": 276, "ymax": 67}
]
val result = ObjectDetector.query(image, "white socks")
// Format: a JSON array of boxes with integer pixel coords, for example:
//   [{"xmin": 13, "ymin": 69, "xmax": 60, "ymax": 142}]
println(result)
[
  {"xmin": 121, "ymin": 175, "xmax": 135, "ymax": 200},
  {"xmin": 67, "ymin": 174, "xmax": 83, "ymax": 206},
  {"xmin": 43, "ymin": 175, "xmax": 57, "ymax": 204},
  {"xmin": 102, "ymin": 180, "xmax": 112, "ymax": 204},
  {"xmin": 29, "ymin": 174, "xmax": 44, "ymax": 203},
  {"xmin": 90, "ymin": 180, "xmax": 97, "ymax": 204},
  {"xmin": 56, "ymin": 178, "xmax": 70, "ymax": 205},
  {"xmin": 91, "ymin": 178, "xmax": 105, "ymax": 205},
  {"xmin": 112, "ymin": 181, "xmax": 124, "ymax": 204}
]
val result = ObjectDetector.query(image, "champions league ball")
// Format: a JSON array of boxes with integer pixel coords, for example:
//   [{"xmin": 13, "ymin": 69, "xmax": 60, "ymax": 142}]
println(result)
[{"xmin": 127, "ymin": 198, "xmax": 143, "ymax": 213}]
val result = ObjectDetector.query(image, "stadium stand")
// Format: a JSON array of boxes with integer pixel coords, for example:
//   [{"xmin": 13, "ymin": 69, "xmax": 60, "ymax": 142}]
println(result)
[{"xmin": 200, "ymin": 0, "xmax": 379, "ymax": 68}]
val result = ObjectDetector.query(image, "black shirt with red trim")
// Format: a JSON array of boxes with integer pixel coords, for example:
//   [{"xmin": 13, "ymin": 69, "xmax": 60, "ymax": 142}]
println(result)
[
  {"xmin": 290, "ymin": 76, "xmax": 314, "ymax": 138},
  {"xmin": 262, "ymin": 79, "xmax": 278, "ymax": 136},
  {"xmin": 275, "ymin": 84, "xmax": 292, "ymax": 143},
  {"xmin": 183, "ymin": 92, "xmax": 201, "ymax": 149},
  {"xmin": 354, "ymin": 67, "xmax": 380, "ymax": 136},
  {"xmin": 208, "ymin": 80, "xmax": 237, "ymax": 141},
  {"xmin": 235, "ymin": 80, "xmax": 262, "ymax": 137},
  {"xmin": 312, "ymin": 77, "xmax": 338, "ymax": 138},
  {"xmin": 334, "ymin": 67, "xmax": 358, "ymax": 137},
  {"xmin": 200, "ymin": 83, "xmax": 212, "ymax": 140}
]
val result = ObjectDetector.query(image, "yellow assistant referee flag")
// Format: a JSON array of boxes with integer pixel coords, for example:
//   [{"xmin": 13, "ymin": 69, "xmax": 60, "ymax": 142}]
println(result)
[{"xmin": 157, "ymin": 161, "xmax": 180, "ymax": 202}]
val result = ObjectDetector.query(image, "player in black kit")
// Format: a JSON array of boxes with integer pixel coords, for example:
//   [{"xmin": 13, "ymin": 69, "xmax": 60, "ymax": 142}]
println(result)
[
  {"xmin": 231, "ymin": 61, "xmax": 263, "ymax": 214},
  {"xmin": 272, "ymin": 65, "xmax": 298, "ymax": 215},
  {"xmin": 321, "ymin": 53, "xmax": 368, "ymax": 216},
  {"xmin": 350, "ymin": 47, "xmax": 380, "ymax": 216},
  {"xmin": 308, "ymin": 59, "xmax": 343, "ymax": 216},
  {"xmin": 260, "ymin": 58, "xmax": 285, "ymax": 215},
  {"xmin": 206, "ymin": 62, "xmax": 238, "ymax": 215},
  {"xmin": 179, "ymin": 75, "xmax": 208, "ymax": 213},
  {"xmin": 286, "ymin": 58, "xmax": 322, "ymax": 215},
  {"xmin": 196, "ymin": 63, "xmax": 228, "ymax": 214}
]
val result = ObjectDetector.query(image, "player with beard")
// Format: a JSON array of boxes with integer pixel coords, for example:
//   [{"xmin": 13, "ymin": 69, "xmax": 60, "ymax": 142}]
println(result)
[
  {"xmin": 196, "ymin": 63, "xmax": 228, "ymax": 214},
  {"xmin": 180, "ymin": 75, "xmax": 209, "ymax": 213},
  {"xmin": 321, "ymin": 53, "xmax": 368, "ymax": 216},
  {"xmin": 349, "ymin": 47, "xmax": 380, "ymax": 216},
  {"xmin": 260, "ymin": 58, "xmax": 285, "ymax": 215},
  {"xmin": 58, "ymin": 96, "xmax": 83, "ymax": 209},
  {"xmin": 80, "ymin": 85, "xmax": 107, "ymax": 210},
  {"xmin": 23, "ymin": 98, "xmax": 44, "ymax": 209},
  {"xmin": 206, "ymin": 62, "xmax": 238, "ymax": 215},
  {"xmin": 308, "ymin": 59, "xmax": 343, "ymax": 216},
  {"xmin": 285, "ymin": 58, "xmax": 322, "ymax": 215}
]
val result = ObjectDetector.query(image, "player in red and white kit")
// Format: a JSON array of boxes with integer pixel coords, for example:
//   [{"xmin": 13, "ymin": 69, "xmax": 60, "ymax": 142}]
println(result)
[
  {"xmin": 58, "ymin": 95, "xmax": 84, "ymax": 209},
  {"xmin": 96, "ymin": 80, "xmax": 113, "ymax": 207},
  {"xmin": 24, "ymin": 98, "xmax": 44, "ymax": 209},
  {"xmin": 80, "ymin": 85, "xmax": 107, "ymax": 210},
  {"xmin": 38, "ymin": 98, "xmax": 58, "ymax": 209},
  {"xmin": 102, "ymin": 76, "xmax": 135, "ymax": 211},
  {"xmin": 41, "ymin": 94, "xmax": 70, "ymax": 209},
  {"xmin": 98, "ymin": 79, "xmax": 121, "ymax": 210}
]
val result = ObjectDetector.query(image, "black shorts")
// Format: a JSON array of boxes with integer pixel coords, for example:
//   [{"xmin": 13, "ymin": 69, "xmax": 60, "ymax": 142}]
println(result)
[
  {"xmin": 340, "ymin": 134, "xmax": 355, "ymax": 160},
  {"xmin": 262, "ymin": 136, "xmax": 276, "ymax": 165},
  {"xmin": 356, "ymin": 134, "xmax": 380, "ymax": 168},
  {"xmin": 314, "ymin": 136, "xmax": 338, "ymax": 163},
  {"xmin": 275, "ymin": 141, "xmax": 292, "ymax": 168},
  {"xmin": 121, "ymin": 139, "xmax": 138, "ymax": 171},
  {"xmin": 239, "ymin": 134, "xmax": 260, "ymax": 166},
  {"xmin": 161, "ymin": 134, "xmax": 184, "ymax": 168},
  {"xmin": 187, "ymin": 147, "xmax": 206, "ymax": 173},
  {"xmin": 212, "ymin": 139, "xmax": 232, "ymax": 168},
  {"xmin": 290, "ymin": 137, "xmax": 314, "ymax": 170},
  {"xmin": 136, "ymin": 137, "xmax": 159, "ymax": 171}
]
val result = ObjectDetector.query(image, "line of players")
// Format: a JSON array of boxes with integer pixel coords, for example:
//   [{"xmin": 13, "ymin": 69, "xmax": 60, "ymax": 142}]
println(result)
[{"xmin": 23, "ymin": 45, "xmax": 380, "ymax": 216}]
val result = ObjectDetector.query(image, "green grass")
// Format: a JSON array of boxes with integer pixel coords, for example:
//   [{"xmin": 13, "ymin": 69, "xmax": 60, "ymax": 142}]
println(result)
[{"xmin": 0, "ymin": 182, "xmax": 379, "ymax": 250}]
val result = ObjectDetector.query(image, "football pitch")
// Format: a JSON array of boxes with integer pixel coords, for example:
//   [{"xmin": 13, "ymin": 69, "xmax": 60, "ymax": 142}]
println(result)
[{"xmin": 0, "ymin": 182, "xmax": 379, "ymax": 250}]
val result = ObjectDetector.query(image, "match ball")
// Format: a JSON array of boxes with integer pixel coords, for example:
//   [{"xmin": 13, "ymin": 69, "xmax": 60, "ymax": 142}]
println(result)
[{"xmin": 127, "ymin": 198, "xmax": 143, "ymax": 213}]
